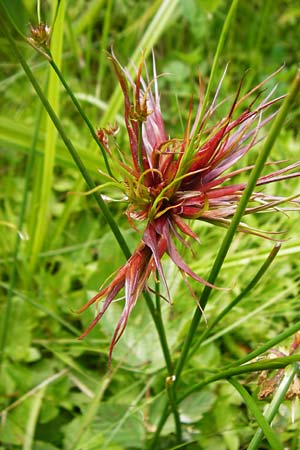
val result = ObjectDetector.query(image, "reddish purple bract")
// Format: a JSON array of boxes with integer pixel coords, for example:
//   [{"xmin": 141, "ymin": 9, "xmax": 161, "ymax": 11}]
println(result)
[{"xmin": 78, "ymin": 53, "xmax": 300, "ymax": 362}]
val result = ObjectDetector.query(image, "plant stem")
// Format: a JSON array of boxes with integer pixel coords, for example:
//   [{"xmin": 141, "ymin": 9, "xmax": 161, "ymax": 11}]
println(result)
[
  {"xmin": 195, "ymin": 242, "xmax": 281, "ymax": 348},
  {"xmin": 246, "ymin": 364, "xmax": 299, "ymax": 450},
  {"xmin": 149, "ymin": 355, "xmax": 300, "ymax": 449},
  {"xmin": 23, "ymin": 387, "xmax": 46, "ymax": 450},
  {"xmin": 181, "ymin": 355, "xmax": 300, "ymax": 401},
  {"xmin": 232, "ymin": 320, "xmax": 300, "ymax": 369},
  {"xmin": 49, "ymin": 58, "xmax": 114, "ymax": 177},
  {"xmin": 155, "ymin": 275, "xmax": 181, "ymax": 442},
  {"xmin": 229, "ymin": 378, "xmax": 284, "ymax": 450},
  {"xmin": 68, "ymin": 375, "xmax": 111, "ymax": 450},
  {"xmin": 143, "ymin": 291, "xmax": 173, "ymax": 374}
]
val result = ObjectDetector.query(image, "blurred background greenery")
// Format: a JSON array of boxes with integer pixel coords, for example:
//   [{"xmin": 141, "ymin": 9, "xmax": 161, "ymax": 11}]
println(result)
[{"xmin": 1, "ymin": 1, "xmax": 300, "ymax": 449}]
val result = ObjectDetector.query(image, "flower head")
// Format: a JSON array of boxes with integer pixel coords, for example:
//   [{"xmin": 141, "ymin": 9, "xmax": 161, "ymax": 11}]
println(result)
[
  {"xmin": 78, "ymin": 52, "xmax": 300, "ymax": 362},
  {"xmin": 28, "ymin": 23, "xmax": 51, "ymax": 59}
]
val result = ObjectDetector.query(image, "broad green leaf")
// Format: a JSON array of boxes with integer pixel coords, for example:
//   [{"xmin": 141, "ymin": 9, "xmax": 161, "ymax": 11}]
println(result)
[{"xmin": 180, "ymin": 390, "xmax": 216, "ymax": 423}]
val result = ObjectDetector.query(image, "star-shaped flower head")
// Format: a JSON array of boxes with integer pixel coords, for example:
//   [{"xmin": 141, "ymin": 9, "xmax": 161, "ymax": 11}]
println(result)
[{"xmin": 78, "ymin": 52, "xmax": 300, "ymax": 363}]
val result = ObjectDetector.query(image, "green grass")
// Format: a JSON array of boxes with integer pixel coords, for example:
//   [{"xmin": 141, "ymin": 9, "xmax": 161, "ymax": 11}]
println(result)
[{"xmin": 1, "ymin": 1, "xmax": 300, "ymax": 449}]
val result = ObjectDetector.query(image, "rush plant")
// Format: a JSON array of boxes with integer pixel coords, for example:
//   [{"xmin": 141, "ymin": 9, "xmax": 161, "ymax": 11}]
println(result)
[{"xmin": 1, "ymin": 1, "xmax": 300, "ymax": 448}]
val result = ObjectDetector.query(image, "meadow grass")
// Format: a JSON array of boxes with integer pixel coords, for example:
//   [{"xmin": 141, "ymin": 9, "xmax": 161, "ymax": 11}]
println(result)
[{"xmin": 1, "ymin": 1, "xmax": 300, "ymax": 449}]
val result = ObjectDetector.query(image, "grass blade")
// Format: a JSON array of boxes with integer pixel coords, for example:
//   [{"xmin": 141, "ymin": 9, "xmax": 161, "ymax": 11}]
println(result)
[
  {"xmin": 247, "ymin": 364, "xmax": 299, "ymax": 450},
  {"xmin": 229, "ymin": 377, "xmax": 284, "ymax": 450},
  {"xmin": 28, "ymin": 0, "xmax": 66, "ymax": 273}
]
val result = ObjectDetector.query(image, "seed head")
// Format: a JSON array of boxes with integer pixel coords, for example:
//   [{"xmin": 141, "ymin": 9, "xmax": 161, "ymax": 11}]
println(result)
[{"xmin": 79, "ymin": 52, "xmax": 300, "ymax": 364}]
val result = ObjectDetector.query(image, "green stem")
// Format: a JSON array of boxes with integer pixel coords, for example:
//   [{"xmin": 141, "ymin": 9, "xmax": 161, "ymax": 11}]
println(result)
[
  {"xmin": 0, "ymin": 13, "xmax": 129, "ymax": 257},
  {"xmin": 181, "ymin": 355, "xmax": 300, "ymax": 401},
  {"xmin": 68, "ymin": 375, "xmax": 111, "ymax": 450},
  {"xmin": 143, "ymin": 291, "xmax": 173, "ymax": 374},
  {"xmin": 229, "ymin": 378, "xmax": 284, "ymax": 450},
  {"xmin": 195, "ymin": 242, "xmax": 281, "ymax": 348},
  {"xmin": 155, "ymin": 275, "xmax": 181, "ymax": 442},
  {"xmin": 95, "ymin": 0, "xmax": 113, "ymax": 98},
  {"xmin": 246, "ymin": 364, "xmax": 299, "ymax": 450},
  {"xmin": 23, "ymin": 386, "xmax": 46, "ymax": 450},
  {"xmin": 49, "ymin": 58, "xmax": 114, "ymax": 178},
  {"xmin": 149, "ymin": 401, "xmax": 170, "ymax": 450},
  {"xmin": 149, "ymin": 355, "xmax": 300, "ymax": 449},
  {"xmin": 231, "ymin": 321, "xmax": 300, "ymax": 370},
  {"xmin": 165, "ymin": 377, "xmax": 181, "ymax": 443}
]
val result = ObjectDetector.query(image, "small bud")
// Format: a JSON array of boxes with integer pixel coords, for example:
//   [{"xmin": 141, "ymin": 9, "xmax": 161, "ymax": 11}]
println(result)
[{"xmin": 28, "ymin": 23, "xmax": 51, "ymax": 59}]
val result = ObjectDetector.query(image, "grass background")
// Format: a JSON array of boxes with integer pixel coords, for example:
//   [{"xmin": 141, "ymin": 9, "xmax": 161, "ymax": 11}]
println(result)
[{"xmin": 1, "ymin": 0, "xmax": 300, "ymax": 449}]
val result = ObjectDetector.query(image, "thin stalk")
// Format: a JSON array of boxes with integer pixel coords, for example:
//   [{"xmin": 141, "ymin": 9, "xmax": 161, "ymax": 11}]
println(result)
[
  {"xmin": 149, "ymin": 400, "xmax": 169, "ymax": 450},
  {"xmin": 229, "ymin": 378, "xmax": 284, "ymax": 450},
  {"xmin": 23, "ymin": 387, "xmax": 46, "ymax": 450},
  {"xmin": 181, "ymin": 355, "xmax": 300, "ymax": 401},
  {"xmin": 74, "ymin": 0, "xmax": 105, "ymax": 35},
  {"xmin": 194, "ymin": 242, "xmax": 281, "ymax": 348},
  {"xmin": 95, "ymin": 0, "xmax": 113, "ymax": 98},
  {"xmin": 152, "ymin": 278, "xmax": 172, "ymax": 372},
  {"xmin": 144, "ymin": 292, "xmax": 173, "ymax": 374},
  {"xmin": 198, "ymin": 283, "xmax": 296, "ymax": 349},
  {"xmin": 231, "ymin": 319, "xmax": 300, "ymax": 369},
  {"xmin": 67, "ymin": 375, "xmax": 111, "ymax": 450},
  {"xmin": 166, "ymin": 378, "xmax": 181, "ymax": 444},
  {"xmin": 49, "ymin": 176, "xmax": 85, "ymax": 247},
  {"xmin": 174, "ymin": 69, "xmax": 300, "ymax": 382},
  {"xmin": 246, "ymin": 364, "xmax": 299, "ymax": 450},
  {"xmin": 149, "ymin": 355, "xmax": 300, "ymax": 449},
  {"xmin": 0, "ymin": 6, "xmax": 173, "ymax": 377},
  {"xmin": 49, "ymin": 58, "xmax": 114, "ymax": 177},
  {"xmin": 0, "ymin": 282, "xmax": 79, "ymax": 336},
  {"xmin": 155, "ymin": 274, "xmax": 181, "ymax": 442}
]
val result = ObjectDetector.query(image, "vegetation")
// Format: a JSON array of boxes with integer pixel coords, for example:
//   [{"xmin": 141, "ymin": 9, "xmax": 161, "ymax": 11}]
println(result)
[{"xmin": 1, "ymin": 1, "xmax": 300, "ymax": 449}]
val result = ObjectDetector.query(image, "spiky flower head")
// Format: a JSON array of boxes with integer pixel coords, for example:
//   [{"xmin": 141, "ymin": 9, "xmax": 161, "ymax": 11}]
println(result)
[
  {"xmin": 28, "ymin": 23, "xmax": 51, "ymax": 59},
  {"xmin": 78, "ymin": 52, "xmax": 300, "ymax": 363}
]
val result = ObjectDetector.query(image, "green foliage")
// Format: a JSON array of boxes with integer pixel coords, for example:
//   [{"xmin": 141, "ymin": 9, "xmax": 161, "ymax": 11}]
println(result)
[{"xmin": 1, "ymin": 1, "xmax": 300, "ymax": 449}]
